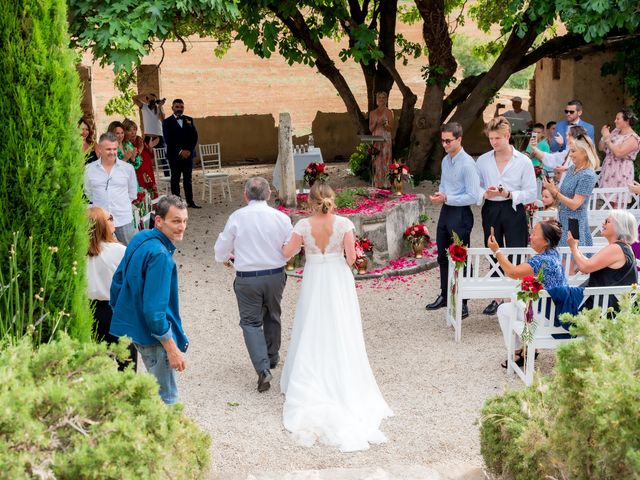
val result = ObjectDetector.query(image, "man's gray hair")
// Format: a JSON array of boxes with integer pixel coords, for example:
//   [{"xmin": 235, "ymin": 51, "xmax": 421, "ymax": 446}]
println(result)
[
  {"xmin": 609, "ymin": 209, "xmax": 638, "ymax": 244},
  {"xmin": 155, "ymin": 195, "xmax": 188, "ymax": 218},
  {"xmin": 98, "ymin": 132, "xmax": 118, "ymax": 144},
  {"xmin": 244, "ymin": 177, "xmax": 271, "ymax": 201}
]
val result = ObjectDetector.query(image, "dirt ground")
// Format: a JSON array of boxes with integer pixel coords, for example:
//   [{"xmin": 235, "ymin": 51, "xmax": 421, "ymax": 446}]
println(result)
[{"xmin": 165, "ymin": 164, "xmax": 553, "ymax": 479}]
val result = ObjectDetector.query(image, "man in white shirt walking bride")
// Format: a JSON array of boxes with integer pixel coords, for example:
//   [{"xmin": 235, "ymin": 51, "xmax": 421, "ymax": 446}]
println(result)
[{"xmin": 214, "ymin": 177, "xmax": 293, "ymax": 392}]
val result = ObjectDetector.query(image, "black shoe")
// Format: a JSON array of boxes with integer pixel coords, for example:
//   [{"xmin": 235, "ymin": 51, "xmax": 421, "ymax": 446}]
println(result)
[
  {"xmin": 187, "ymin": 202, "xmax": 202, "ymax": 209},
  {"xmin": 461, "ymin": 303, "xmax": 469, "ymax": 319},
  {"xmin": 426, "ymin": 295, "xmax": 447, "ymax": 310},
  {"xmin": 269, "ymin": 354, "xmax": 280, "ymax": 369},
  {"xmin": 257, "ymin": 369, "xmax": 272, "ymax": 392},
  {"xmin": 483, "ymin": 300, "xmax": 503, "ymax": 316}
]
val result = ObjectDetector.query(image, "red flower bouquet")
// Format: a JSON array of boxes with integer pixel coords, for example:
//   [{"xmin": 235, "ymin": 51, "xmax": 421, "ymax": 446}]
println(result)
[
  {"xmin": 403, "ymin": 223, "xmax": 429, "ymax": 243},
  {"xmin": 354, "ymin": 235, "xmax": 374, "ymax": 274},
  {"xmin": 447, "ymin": 231, "xmax": 467, "ymax": 270},
  {"xmin": 303, "ymin": 162, "xmax": 328, "ymax": 186},
  {"xmin": 388, "ymin": 162, "xmax": 412, "ymax": 184},
  {"xmin": 517, "ymin": 266, "xmax": 545, "ymax": 344}
]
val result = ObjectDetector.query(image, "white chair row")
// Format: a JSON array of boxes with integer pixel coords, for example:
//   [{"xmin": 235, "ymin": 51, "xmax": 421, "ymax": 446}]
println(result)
[
  {"xmin": 445, "ymin": 246, "xmax": 603, "ymax": 342},
  {"xmin": 532, "ymin": 208, "xmax": 640, "ymax": 241},
  {"xmin": 152, "ymin": 145, "xmax": 232, "ymax": 202},
  {"xmin": 506, "ymin": 285, "xmax": 636, "ymax": 385}
]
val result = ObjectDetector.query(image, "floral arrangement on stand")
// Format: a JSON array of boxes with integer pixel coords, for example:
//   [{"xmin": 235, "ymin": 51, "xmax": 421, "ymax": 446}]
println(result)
[
  {"xmin": 354, "ymin": 235, "xmax": 374, "ymax": 274},
  {"xmin": 403, "ymin": 223, "xmax": 430, "ymax": 258},
  {"xmin": 387, "ymin": 162, "xmax": 412, "ymax": 196},
  {"xmin": 447, "ymin": 232, "xmax": 468, "ymax": 320},
  {"xmin": 517, "ymin": 267, "xmax": 544, "ymax": 347},
  {"xmin": 524, "ymin": 202, "xmax": 539, "ymax": 231},
  {"xmin": 303, "ymin": 162, "xmax": 328, "ymax": 187}
]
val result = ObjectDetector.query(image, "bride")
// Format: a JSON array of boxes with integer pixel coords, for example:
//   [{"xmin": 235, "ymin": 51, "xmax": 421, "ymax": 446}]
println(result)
[{"xmin": 280, "ymin": 182, "xmax": 393, "ymax": 452}]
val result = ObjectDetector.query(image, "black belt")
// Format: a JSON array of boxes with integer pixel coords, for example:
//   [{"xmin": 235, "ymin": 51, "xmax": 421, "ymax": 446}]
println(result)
[{"xmin": 236, "ymin": 267, "xmax": 284, "ymax": 278}]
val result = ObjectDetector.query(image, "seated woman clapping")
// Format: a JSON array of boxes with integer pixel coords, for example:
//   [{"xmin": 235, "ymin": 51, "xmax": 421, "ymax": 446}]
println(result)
[
  {"xmin": 487, "ymin": 219, "xmax": 567, "ymax": 367},
  {"xmin": 567, "ymin": 210, "xmax": 638, "ymax": 310}
]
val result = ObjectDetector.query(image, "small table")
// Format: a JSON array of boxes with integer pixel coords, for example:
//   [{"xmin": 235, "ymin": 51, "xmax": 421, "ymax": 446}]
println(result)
[{"xmin": 273, "ymin": 147, "xmax": 324, "ymax": 190}]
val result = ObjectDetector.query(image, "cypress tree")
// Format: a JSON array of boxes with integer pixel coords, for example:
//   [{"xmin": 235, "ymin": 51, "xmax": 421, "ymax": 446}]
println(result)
[{"xmin": 0, "ymin": 0, "xmax": 91, "ymax": 342}]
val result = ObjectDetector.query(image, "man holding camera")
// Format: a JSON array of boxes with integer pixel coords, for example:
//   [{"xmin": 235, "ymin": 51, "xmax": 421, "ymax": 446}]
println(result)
[
  {"xmin": 494, "ymin": 96, "xmax": 533, "ymax": 134},
  {"xmin": 134, "ymin": 93, "xmax": 166, "ymax": 147},
  {"xmin": 162, "ymin": 99, "xmax": 200, "ymax": 208}
]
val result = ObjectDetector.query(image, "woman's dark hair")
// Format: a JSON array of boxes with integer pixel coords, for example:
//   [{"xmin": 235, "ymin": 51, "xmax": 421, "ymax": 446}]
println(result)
[
  {"xmin": 107, "ymin": 120, "xmax": 125, "ymax": 133},
  {"xmin": 539, "ymin": 219, "xmax": 562, "ymax": 249},
  {"xmin": 620, "ymin": 108, "xmax": 637, "ymax": 127}
]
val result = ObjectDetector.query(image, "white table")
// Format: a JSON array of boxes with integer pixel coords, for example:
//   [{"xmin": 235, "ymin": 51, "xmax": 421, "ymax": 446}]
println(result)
[{"xmin": 272, "ymin": 148, "xmax": 324, "ymax": 189}]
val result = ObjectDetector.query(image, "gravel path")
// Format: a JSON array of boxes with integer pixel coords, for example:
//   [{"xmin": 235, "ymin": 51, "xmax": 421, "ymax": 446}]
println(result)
[{"xmin": 170, "ymin": 163, "xmax": 543, "ymax": 479}]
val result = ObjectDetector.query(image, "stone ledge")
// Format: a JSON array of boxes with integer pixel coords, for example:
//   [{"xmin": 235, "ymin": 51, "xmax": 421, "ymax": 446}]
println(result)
[{"xmin": 285, "ymin": 255, "xmax": 437, "ymax": 280}]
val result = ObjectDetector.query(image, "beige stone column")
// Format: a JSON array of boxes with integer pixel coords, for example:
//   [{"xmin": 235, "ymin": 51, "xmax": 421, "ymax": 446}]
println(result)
[{"xmin": 277, "ymin": 113, "xmax": 297, "ymax": 207}]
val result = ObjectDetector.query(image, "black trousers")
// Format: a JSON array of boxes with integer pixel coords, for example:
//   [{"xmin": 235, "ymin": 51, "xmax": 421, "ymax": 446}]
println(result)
[
  {"xmin": 436, "ymin": 204, "xmax": 474, "ymax": 296},
  {"xmin": 169, "ymin": 154, "xmax": 194, "ymax": 204},
  {"xmin": 91, "ymin": 300, "xmax": 138, "ymax": 371},
  {"xmin": 481, "ymin": 200, "xmax": 528, "ymax": 248}
]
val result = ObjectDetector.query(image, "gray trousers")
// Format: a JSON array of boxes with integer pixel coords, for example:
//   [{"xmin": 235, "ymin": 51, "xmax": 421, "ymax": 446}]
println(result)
[
  {"xmin": 115, "ymin": 222, "xmax": 138, "ymax": 246},
  {"xmin": 233, "ymin": 271, "xmax": 286, "ymax": 373}
]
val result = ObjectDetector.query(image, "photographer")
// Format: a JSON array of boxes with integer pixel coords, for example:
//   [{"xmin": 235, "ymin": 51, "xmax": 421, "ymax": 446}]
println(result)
[{"xmin": 133, "ymin": 92, "xmax": 166, "ymax": 148}]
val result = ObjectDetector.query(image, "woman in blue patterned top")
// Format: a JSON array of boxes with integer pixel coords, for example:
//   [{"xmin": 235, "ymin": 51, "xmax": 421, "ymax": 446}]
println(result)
[
  {"xmin": 543, "ymin": 134, "xmax": 599, "ymax": 246},
  {"xmin": 487, "ymin": 219, "xmax": 567, "ymax": 367}
]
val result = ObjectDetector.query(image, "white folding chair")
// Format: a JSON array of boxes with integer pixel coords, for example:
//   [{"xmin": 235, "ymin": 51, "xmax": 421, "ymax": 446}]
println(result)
[
  {"xmin": 198, "ymin": 143, "xmax": 231, "ymax": 202},
  {"xmin": 153, "ymin": 147, "xmax": 172, "ymax": 195}
]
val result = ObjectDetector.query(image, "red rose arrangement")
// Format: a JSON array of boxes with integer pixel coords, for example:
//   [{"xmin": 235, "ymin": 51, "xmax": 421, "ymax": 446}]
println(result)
[
  {"xmin": 517, "ymin": 266, "xmax": 545, "ymax": 344},
  {"xmin": 388, "ymin": 162, "xmax": 412, "ymax": 184},
  {"xmin": 354, "ymin": 235, "xmax": 374, "ymax": 272},
  {"xmin": 403, "ymin": 223, "xmax": 429, "ymax": 243},
  {"xmin": 303, "ymin": 162, "xmax": 328, "ymax": 186},
  {"xmin": 447, "ymin": 231, "xmax": 467, "ymax": 270}
]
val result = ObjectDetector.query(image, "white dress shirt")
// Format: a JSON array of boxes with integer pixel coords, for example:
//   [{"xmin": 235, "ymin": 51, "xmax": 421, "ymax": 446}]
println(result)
[
  {"xmin": 476, "ymin": 148, "xmax": 537, "ymax": 209},
  {"xmin": 214, "ymin": 201, "xmax": 294, "ymax": 272},
  {"xmin": 87, "ymin": 242, "xmax": 126, "ymax": 301},
  {"xmin": 541, "ymin": 151, "xmax": 573, "ymax": 186},
  {"xmin": 84, "ymin": 159, "xmax": 138, "ymax": 227},
  {"xmin": 140, "ymin": 103, "xmax": 163, "ymax": 136}
]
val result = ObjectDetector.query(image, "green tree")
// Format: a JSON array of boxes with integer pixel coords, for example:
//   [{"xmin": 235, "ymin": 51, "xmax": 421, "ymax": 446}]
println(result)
[
  {"xmin": 67, "ymin": 0, "xmax": 640, "ymax": 175},
  {"xmin": 0, "ymin": 0, "xmax": 92, "ymax": 342}
]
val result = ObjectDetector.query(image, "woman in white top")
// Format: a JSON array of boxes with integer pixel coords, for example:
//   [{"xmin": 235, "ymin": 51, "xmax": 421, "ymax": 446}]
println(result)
[
  {"xmin": 280, "ymin": 182, "xmax": 393, "ymax": 452},
  {"xmin": 87, "ymin": 207, "xmax": 135, "ymax": 370},
  {"xmin": 476, "ymin": 116, "xmax": 537, "ymax": 315}
]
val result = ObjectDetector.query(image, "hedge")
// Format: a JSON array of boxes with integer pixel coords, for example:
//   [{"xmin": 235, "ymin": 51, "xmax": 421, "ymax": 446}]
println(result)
[{"xmin": 0, "ymin": 0, "xmax": 91, "ymax": 342}]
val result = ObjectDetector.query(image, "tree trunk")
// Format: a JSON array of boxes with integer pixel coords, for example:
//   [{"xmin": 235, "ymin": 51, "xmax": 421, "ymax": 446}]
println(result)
[{"xmin": 407, "ymin": 0, "xmax": 457, "ymax": 174}]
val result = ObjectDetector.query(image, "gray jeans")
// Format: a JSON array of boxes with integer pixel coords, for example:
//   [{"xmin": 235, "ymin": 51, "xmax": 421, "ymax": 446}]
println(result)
[
  {"xmin": 115, "ymin": 222, "xmax": 138, "ymax": 246},
  {"xmin": 234, "ymin": 271, "xmax": 286, "ymax": 373}
]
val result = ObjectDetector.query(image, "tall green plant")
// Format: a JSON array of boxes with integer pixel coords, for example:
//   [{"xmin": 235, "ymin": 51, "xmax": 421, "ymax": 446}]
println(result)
[{"xmin": 0, "ymin": 0, "xmax": 91, "ymax": 342}]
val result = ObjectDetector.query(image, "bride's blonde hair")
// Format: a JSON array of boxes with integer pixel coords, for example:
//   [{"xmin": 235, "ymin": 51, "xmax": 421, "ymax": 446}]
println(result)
[{"xmin": 309, "ymin": 182, "xmax": 335, "ymax": 214}]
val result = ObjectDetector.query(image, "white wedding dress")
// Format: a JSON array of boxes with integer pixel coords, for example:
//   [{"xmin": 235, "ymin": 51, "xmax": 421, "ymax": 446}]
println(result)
[{"xmin": 281, "ymin": 215, "xmax": 393, "ymax": 452}]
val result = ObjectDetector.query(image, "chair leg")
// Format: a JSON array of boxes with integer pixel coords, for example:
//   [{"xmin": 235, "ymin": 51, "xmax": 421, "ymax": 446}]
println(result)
[{"xmin": 202, "ymin": 180, "xmax": 205, "ymax": 201}]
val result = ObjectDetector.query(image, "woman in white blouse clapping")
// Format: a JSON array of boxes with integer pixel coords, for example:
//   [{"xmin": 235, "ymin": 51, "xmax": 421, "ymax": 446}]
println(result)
[{"xmin": 476, "ymin": 116, "xmax": 538, "ymax": 315}]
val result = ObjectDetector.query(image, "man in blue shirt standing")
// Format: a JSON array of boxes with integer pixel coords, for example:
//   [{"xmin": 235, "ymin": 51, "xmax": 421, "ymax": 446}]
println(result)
[
  {"xmin": 549, "ymin": 99, "xmax": 595, "ymax": 152},
  {"xmin": 426, "ymin": 122, "xmax": 481, "ymax": 318},
  {"xmin": 110, "ymin": 195, "xmax": 189, "ymax": 405}
]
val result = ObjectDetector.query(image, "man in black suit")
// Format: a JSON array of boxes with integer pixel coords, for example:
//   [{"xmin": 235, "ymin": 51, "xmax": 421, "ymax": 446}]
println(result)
[{"xmin": 162, "ymin": 99, "xmax": 201, "ymax": 208}]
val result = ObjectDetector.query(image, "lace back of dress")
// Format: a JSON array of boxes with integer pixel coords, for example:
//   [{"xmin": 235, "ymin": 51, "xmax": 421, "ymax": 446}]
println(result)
[{"xmin": 301, "ymin": 217, "xmax": 346, "ymax": 255}]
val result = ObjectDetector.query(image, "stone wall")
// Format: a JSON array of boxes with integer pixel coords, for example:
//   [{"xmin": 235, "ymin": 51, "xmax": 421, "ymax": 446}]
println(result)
[{"xmin": 533, "ymin": 52, "xmax": 626, "ymax": 143}]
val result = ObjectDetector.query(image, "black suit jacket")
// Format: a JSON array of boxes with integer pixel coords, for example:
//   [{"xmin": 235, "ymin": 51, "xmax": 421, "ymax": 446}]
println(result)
[{"xmin": 162, "ymin": 115, "xmax": 198, "ymax": 161}]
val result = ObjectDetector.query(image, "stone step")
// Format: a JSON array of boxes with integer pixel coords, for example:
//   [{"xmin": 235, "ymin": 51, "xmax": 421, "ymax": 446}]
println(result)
[{"xmin": 243, "ymin": 464, "xmax": 486, "ymax": 480}]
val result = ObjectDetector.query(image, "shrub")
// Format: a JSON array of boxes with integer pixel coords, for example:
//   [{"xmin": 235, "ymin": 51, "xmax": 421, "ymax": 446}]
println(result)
[
  {"xmin": 348, "ymin": 143, "xmax": 372, "ymax": 182},
  {"xmin": 0, "ymin": 334, "xmax": 211, "ymax": 479},
  {"xmin": 479, "ymin": 297, "xmax": 640, "ymax": 479},
  {"xmin": 335, "ymin": 187, "xmax": 368, "ymax": 209},
  {"xmin": 0, "ymin": 0, "xmax": 92, "ymax": 343}
]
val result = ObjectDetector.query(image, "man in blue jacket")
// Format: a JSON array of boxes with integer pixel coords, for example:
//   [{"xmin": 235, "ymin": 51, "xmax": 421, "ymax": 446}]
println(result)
[
  {"xmin": 110, "ymin": 195, "xmax": 189, "ymax": 405},
  {"xmin": 549, "ymin": 99, "xmax": 595, "ymax": 152}
]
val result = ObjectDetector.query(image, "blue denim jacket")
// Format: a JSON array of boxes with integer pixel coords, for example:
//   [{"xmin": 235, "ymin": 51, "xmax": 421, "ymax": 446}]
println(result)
[{"xmin": 110, "ymin": 228, "xmax": 189, "ymax": 352}]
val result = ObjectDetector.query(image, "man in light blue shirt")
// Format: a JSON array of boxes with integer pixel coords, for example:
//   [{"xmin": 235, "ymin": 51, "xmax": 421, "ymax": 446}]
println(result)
[{"xmin": 426, "ymin": 122, "xmax": 481, "ymax": 318}]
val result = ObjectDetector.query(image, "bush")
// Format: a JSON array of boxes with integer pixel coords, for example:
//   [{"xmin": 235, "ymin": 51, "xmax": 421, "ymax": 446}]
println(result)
[
  {"xmin": 479, "ymin": 297, "xmax": 640, "ymax": 479},
  {"xmin": 348, "ymin": 143, "xmax": 372, "ymax": 182},
  {"xmin": 0, "ymin": 0, "xmax": 91, "ymax": 343},
  {"xmin": 335, "ymin": 187, "xmax": 368, "ymax": 209},
  {"xmin": 0, "ymin": 334, "xmax": 211, "ymax": 479}
]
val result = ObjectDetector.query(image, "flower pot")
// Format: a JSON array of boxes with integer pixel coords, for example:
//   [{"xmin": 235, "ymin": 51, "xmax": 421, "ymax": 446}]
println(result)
[
  {"xmin": 393, "ymin": 179, "xmax": 403, "ymax": 196},
  {"xmin": 355, "ymin": 257, "xmax": 368, "ymax": 275},
  {"xmin": 411, "ymin": 238, "xmax": 425, "ymax": 258}
]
